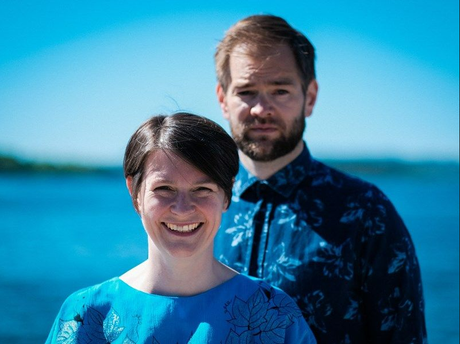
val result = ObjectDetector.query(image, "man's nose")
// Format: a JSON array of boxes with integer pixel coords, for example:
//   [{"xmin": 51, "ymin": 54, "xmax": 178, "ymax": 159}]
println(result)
[
  {"xmin": 250, "ymin": 94, "xmax": 273, "ymax": 117},
  {"xmin": 170, "ymin": 193, "xmax": 195, "ymax": 215}
]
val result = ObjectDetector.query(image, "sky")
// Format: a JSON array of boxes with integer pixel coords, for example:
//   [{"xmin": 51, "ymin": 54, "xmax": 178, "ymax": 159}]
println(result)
[{"xmin": 0, "ymin": 0, "xmax": 458, "ymax": 166}]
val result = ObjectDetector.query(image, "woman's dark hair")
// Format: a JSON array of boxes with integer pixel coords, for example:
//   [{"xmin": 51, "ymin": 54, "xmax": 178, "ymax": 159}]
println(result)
[{"xmin": 123, "ymin": 113, "xmax": 239, "ymax": 212}]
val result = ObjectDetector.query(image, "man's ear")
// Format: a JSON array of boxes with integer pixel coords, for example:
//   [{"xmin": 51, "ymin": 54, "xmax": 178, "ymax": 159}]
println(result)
[
  {"xmin": 216, "ymin": 84, "xmax": 230, "ymax": 120},
  {"xmin": 304, "ymin": 79, "xmax": 318, "ymax": 118}
]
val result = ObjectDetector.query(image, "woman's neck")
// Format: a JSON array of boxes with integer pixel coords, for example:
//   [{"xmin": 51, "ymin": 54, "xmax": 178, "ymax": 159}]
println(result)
[{"xmin": 120, "ymin": 252, "xmax": 236, "ymax": 296}]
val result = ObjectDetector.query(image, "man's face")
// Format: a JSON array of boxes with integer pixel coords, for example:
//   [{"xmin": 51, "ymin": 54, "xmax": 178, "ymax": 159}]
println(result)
[{"xmin": 217, "ymin": 44, "xmax": 316, "ymax": 162}]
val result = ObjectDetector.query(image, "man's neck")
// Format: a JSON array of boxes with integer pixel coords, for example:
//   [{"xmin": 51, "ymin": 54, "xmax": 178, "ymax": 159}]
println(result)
[{"xmin": 239, "ymin": 141, "xmax": 304, "ymax": 180}]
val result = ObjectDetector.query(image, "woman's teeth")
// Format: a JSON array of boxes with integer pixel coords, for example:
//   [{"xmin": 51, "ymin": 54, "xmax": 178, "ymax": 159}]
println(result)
[{"xmin": 165, "ymin": 223, "xmax": 201, "ymax": 233}]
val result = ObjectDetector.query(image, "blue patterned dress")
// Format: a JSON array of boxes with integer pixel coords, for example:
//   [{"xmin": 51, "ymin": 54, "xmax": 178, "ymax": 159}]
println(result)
[
  {"xmin": 46, "ymin": 274, "xmax": 316, "ymax": 343},
  {"xmin": 214, "ymin": 144, "xmax": 427, "ymax": 344}
]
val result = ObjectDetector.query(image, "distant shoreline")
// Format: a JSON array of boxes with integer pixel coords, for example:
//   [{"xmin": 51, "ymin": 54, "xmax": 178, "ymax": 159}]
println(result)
[
  {"xmin": 325, "ymin": 159, "xmax": 459, "ymax": 178},
  {"xmin": 0, "ymin": 154, "xmax": 119, "ymax": 175},
  {"xmin": 1, "ymin": 153, "xmax": 458, "ymax": 178}
]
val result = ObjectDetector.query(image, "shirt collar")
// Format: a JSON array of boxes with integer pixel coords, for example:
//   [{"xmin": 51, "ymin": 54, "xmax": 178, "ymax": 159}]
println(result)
[{"xmin": 234, "ymin": 142, "xmax": 312, "ymax": 199}]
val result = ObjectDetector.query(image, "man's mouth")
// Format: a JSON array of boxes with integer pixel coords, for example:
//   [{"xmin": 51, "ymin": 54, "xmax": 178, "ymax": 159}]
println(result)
[
  {"xmin": 164, "ymin": 222, "xmax": 202, "ymax": 233},
  {"xmin": 250, "ymin": 126, "xmax": 277, "ymax": 132}
]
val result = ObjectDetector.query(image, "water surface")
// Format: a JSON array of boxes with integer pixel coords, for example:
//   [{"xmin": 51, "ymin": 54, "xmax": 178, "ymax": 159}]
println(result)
[{"xmin": 0, "ymin": 166, "xmax": 458, "ymax": 343}]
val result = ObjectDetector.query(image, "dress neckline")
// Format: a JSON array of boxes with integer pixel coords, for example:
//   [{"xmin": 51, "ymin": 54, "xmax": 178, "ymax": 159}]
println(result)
[{"xmin": 114, "ymin": 273, "xmax": 243, "ymax": 299}]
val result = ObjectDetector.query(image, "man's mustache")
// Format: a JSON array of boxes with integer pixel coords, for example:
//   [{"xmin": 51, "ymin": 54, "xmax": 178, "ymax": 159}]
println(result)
[{"xmin": 242, "ymin": 116, "xmax": 279, "ymax": 126}]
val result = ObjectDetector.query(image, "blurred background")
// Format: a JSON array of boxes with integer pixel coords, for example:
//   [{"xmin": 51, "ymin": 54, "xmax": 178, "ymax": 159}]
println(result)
[{"xmin": 0, "ymin": 1, "xmax": 458, "ymax": 343}]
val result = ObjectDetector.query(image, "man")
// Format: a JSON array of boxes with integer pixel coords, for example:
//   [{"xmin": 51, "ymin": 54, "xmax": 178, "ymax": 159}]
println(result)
[{"xmin": 214, "ymin": 14, "xmax": 427, "ymax": 343}]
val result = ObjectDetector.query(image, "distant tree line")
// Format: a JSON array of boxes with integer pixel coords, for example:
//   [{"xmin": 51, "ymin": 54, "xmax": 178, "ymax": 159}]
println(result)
[
  {"xmin": 0, "ymin": 153, "xmax": 457, "ymax": 178},
  {"xmin": 0, "ymin": 154, "xmax": 117, "ymax": 174}
]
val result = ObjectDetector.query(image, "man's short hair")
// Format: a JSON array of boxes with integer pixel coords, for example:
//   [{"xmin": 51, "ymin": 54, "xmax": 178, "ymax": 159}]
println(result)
[{"xmin": 215, "ymin": 14, "xmax": 316, "ymax": 92}]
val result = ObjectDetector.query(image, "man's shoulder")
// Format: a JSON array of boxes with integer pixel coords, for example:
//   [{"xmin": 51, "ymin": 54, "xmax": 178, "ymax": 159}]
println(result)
[{"xmin": 308, "ymin": 158, "xmax": 379, "ymax": 192}]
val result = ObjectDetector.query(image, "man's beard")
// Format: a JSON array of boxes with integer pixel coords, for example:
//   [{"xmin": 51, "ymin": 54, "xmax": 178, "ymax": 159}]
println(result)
[{"xmin": 231, "ymin": 112, "xmax": 305, "ymax": 162}]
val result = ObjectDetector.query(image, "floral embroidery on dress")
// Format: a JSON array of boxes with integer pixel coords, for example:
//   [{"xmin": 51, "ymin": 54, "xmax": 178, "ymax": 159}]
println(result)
[
  {"xmin": 56, "ymin": 319, "xmax": 79, "ymax": 344},
  {"xmin": 225, "ymin": 283, "xmax": 302, "ymax": 343},
  {"xmin": 56, "ymin": 307, "xmax": 125, "ymax": 343}
]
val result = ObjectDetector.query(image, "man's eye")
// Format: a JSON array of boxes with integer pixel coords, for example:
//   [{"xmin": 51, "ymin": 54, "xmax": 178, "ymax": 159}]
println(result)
[
  {"xmin": 154, "ymin": 186, "xmax": 174, "ymax": 192},
  {"xmin": 274, "ymin": 89, "xmax": 289, "ymax": 95},
  {"xmin": 237, "ymin": 90, "xmax": 255, "ymax": 97}
]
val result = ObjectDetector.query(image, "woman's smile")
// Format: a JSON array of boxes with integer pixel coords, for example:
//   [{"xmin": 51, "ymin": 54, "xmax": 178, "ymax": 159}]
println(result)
[{"xmin": 163, "ymin": 222, "xmax": 203, "ymax": 233}]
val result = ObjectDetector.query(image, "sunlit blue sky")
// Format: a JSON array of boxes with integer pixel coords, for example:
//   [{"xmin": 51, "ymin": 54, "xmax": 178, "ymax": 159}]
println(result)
[{"xmin": 0, "ymin": 1, "xmax": 458, "ymax": 165}]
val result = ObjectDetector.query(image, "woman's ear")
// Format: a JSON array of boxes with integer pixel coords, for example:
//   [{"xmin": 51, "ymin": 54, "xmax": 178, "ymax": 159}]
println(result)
[
  {"xmin": 126, "ymin": 176, "xmax": 133, "ymax": 195},
  {"xmin": 126, "ymin": 176, "xmax": 140, "ymax": 213},
  {"xmin": 223, "ymin": 198, "xmax": 230, "ymax": 213}
]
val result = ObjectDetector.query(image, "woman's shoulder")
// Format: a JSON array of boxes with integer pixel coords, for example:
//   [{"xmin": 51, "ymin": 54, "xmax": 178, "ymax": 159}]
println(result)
[
  {"xmin": 224, "ymin": 274, "xmax": 304, "ymax": 317},
  {"xmin": 59, "ymin": 277, "xmax": 121, "ymax": 311},
  {"xmin": 219, "ymin": 275, "xmax": 316, "ymax": 343}
]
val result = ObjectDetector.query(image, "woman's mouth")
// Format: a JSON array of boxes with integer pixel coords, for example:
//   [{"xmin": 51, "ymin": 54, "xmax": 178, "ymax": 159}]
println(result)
[{"xmin": 164, "ymin": 222, "xmax": 202, "ymax": 233}]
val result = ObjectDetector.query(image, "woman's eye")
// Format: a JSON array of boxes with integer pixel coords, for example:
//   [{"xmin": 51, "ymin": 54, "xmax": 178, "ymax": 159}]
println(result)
[
  {"xmin": 153, "ymin": 186, "xmax": 174, "ymax": 194},
  {"xmin": 194, "ymin": 187, "xmax": 213, "ymax": 195},
  {"xmin": 156, "ymin": 186, "xmax": 172, "ymax": 190}
]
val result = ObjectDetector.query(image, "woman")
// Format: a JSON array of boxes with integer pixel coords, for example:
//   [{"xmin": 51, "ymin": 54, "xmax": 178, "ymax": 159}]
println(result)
[{"xmin": 46, "ymin": 113, "xmax": 316, "ymax": 343}]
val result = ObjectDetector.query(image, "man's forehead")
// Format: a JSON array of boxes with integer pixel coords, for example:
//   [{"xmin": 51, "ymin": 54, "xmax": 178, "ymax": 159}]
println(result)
[
  {"xmin": 229, "ymin": 45, "xmax": 300, "ymax": 86},
  {"xmin": 232, "ymin": 41, "xmax": 289, "ymax": 55},
  {"xmin": 230, "ymin": 43, "xmax": 288, "ymax": 62}
]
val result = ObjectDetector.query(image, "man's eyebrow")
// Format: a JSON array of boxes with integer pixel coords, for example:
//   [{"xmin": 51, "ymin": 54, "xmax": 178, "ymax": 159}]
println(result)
[
  {"xmin": 233, "ymin": 82, "xmax": 255, "ymax": 89},
  {"xmin": 271, "ymin": 78, "xmax": 296, "ymax": 86},
  {"xmin": 234, "ymin": 78, "xmax": 296, "ymax": 88}
]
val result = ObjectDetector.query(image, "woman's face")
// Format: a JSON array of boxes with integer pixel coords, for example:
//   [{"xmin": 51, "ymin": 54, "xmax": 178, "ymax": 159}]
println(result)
[{"xmin": 130, "ymin": 150, "xmax": 228, "ymax": 259}]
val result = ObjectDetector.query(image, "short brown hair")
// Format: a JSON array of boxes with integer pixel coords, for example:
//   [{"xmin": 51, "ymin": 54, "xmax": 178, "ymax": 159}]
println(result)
[
  {"xmin": 123, "ymin": 113, "xmax": 239, "ymax": 212},
  {"xmin": 215, "ymin": 14, "xmax": 316, "ymax": 92}
]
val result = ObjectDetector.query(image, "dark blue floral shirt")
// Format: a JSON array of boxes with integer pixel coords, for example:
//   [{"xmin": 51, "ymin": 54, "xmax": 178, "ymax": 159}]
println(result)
[{"xmin": 215, "ymin": 144, "xmax": 427, "ymax": 344}]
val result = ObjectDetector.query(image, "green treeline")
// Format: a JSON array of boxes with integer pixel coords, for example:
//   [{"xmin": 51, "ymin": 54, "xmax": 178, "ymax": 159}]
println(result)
[
  {"xmin": 0, "ymin": 153, "xmax": 458, "ymax": 178},
  {"xmin": 0, "ymin": 154, "xmax": 112, "ymax": 174}
]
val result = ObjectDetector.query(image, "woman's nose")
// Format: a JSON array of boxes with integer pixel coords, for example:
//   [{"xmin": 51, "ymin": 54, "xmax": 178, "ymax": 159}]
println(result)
[{"xmin": 170, "ymin": 193, "xmax": 195, "ymax": 215}]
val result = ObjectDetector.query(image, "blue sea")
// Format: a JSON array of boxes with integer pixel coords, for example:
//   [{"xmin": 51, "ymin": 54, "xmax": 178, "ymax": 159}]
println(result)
[{"xmin": 0, "ymin": 164, "xmax": 458, "ymax": 343}]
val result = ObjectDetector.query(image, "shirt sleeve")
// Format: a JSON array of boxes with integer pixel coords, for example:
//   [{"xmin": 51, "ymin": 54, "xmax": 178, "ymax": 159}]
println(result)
[
  {"xmin": 285, "ymin": 314, "xmax": 318, "ymax": 344},
  {"xmin": 45, "ymin": 315, "xmax": 59, "ymax": 344},
  {"xmin": 360, "ymin": 186, "xmax": 427, "ymax": 343},
  {"xmin": 44, "ymin": 291, "xmax": 84, "ymax": 344}
]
